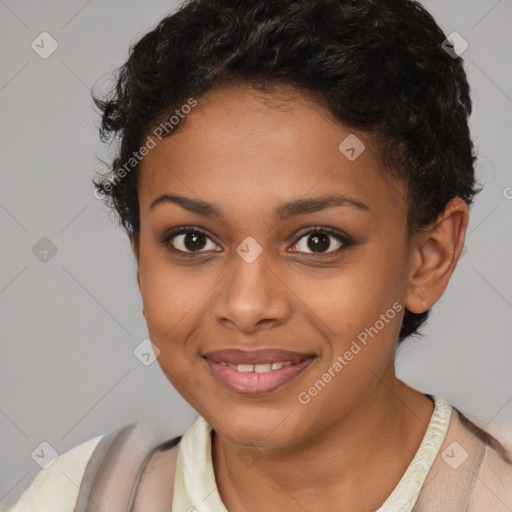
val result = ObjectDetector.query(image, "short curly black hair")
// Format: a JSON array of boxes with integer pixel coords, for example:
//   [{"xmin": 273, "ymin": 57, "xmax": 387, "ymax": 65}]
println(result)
[{"xmin": 92, "ymin": 0, "xmax": 481, "ymax": 344}]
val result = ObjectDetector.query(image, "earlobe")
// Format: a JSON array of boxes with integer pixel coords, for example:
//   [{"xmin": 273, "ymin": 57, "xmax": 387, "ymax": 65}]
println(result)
[{"xmin": 404, "ymin": 197, "xmax": 469, "ymax": 314}]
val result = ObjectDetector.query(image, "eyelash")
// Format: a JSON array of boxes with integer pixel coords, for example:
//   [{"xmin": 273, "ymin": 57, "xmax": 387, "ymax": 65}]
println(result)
[{"xmin": 158, "ymin": 225, "xmax": 353, "ymax": 257}]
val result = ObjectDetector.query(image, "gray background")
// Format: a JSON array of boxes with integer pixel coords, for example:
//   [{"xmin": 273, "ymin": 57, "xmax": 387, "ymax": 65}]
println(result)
[{"xmin": 1, "ymin": 0, "xmax": 511, "ymax": 507}]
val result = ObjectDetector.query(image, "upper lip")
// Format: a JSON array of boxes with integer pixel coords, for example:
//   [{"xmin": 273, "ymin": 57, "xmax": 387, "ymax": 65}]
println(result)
[{"xmin": 203, "ymin": 348, "xmax": 315, "ymax": 365}]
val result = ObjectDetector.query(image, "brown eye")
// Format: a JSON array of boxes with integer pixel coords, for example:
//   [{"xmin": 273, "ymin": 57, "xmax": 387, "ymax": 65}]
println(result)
[
  {"xmin": 289, "ymin": 228, "xmax": 351, "ymax": 255},
  {"xmin": 162, "ymin": 228, "xmax": 220, "ymax": 253}
]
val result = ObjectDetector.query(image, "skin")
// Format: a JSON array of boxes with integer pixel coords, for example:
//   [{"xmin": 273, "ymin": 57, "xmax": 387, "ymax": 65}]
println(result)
[{"xmin": 131, "ymin": 84, "xmax": 469, "ymax": 512}]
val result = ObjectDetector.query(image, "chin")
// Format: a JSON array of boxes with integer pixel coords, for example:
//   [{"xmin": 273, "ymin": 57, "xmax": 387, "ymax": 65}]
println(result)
[{"xmin": 207, "ymin": 406, "xmax": 311, "ymax": 449}]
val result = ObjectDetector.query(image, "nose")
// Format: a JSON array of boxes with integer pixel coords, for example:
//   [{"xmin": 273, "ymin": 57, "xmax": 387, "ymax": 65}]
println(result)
[{"xmin": 211, "ymin": 249, "xmax": 292, "ymax": 333}]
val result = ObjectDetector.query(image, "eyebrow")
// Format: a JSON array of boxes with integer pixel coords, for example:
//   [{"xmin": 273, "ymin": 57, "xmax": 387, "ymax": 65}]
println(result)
[{"xmin": 149, "ymin": 193, "xmax": 369, "ymax": 221}]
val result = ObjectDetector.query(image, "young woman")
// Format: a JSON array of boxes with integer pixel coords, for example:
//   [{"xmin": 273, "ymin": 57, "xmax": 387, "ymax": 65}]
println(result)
[{"xmin": 9, "ymin": 0, "xmax": 512, "ymax": 510}]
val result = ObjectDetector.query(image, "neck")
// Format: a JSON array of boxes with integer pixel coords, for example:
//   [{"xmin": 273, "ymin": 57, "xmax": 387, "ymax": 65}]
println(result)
[{"xmin": 211, "ymin": 378, "xmax": 434, "ymax": 512}]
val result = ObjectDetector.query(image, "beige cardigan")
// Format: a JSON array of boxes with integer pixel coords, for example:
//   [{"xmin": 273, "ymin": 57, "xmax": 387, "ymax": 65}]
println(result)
[{"xmin": 7, "ymin": 395, "xmax": 512, "ymax": 511}]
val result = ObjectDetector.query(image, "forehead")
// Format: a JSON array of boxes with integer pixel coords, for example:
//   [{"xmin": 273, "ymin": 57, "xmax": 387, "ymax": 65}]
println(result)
[{"xmin": 137, "ymin": 85, "xmax": 406, "ymax": 222}]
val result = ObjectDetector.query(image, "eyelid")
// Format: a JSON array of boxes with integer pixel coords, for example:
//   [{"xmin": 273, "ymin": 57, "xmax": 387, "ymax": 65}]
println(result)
[
  {"xmin": 159, "ymin": 225, "xmax": 352, "ymax": 255},
  {"xmin": 288, "ymin": 226, "xmax": 352, "ymax": 255},
  {"xmin": 293, "ymin": 225, "xmax": 352, "ymax": 244},
  {"xmin": 159, "ymin": 226, "xmax": 218, "ymax": 250}
]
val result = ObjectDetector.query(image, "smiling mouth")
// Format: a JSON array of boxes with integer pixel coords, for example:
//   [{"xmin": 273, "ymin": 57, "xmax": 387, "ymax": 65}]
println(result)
[
  {"xmin": 216, "ymin": 359, "xmax": 307, "ymax": 373},
  {"xmin": 202, "ymin": 351, "xmax": 317, "ymax": 395}
]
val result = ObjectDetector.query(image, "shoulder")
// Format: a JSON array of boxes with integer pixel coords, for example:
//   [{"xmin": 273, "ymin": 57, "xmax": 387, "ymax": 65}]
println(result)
[
  {"xmin": 8, "ymin": 420, "xmax": 184, "ymax": 512},
  {"xmin": 451, "ymin": 407, "xmax": 512, "ymax": 510},
  {"xmin": 468, "ymin": 426, "xmax": 512, "ymax": 509},
  {"xmin": 8, "ymin": 433, "xmax": 105, "ymax": 512},
  {"xmin": 131, "ymin": 439, "xmax": 181, "ymax": 509}
]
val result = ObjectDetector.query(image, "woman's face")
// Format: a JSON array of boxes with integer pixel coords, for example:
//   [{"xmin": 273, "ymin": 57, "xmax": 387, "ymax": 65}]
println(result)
[{"xmin": 135, "ymin": 85, "xmax": 414, "ymax": 447}]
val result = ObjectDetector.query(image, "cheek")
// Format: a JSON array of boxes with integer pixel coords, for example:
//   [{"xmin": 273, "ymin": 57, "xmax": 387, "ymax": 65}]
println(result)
[
  {"xmin": 140, "ymin": 268, "xmax": 202, "ymax": 387},
  {"xmin": 139, "ymin": 257, "xmax": 200, "ymax": 333},
  {"xmin": 137, "ymin": 257, "xmax": 216, "ymax": 383},
  {"xmin": 297, "ymin": 256, "xmax": 403, "ymax": 336},
  {"xmin": 295, "ymin": 253, "xmax": 405, "ymax": 390}
]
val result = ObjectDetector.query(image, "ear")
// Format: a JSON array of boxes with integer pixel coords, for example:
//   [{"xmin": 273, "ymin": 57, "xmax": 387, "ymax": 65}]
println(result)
[{"xmin": 405, "ymin": 197, "xmax": 469, "ymax": 314}]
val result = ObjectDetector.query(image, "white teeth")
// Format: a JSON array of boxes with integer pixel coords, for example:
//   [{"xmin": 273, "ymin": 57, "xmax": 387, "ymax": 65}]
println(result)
[
  {"xmin": 254, "ymin": 363, "xmax": 272, "ymax": 373},
  {"xmin": 237, "ymin": 364, "xmax": 254, "ymax": 373},
  {"xmin": 219, "ymin": 361, "xmax": 297, "ymax": 373}
]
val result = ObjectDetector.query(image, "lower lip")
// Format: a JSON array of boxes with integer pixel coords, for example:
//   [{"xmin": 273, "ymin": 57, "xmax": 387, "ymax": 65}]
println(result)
[{"xmin": 204, "ymin": 356, "xmax": 316, "ymax": 395}]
